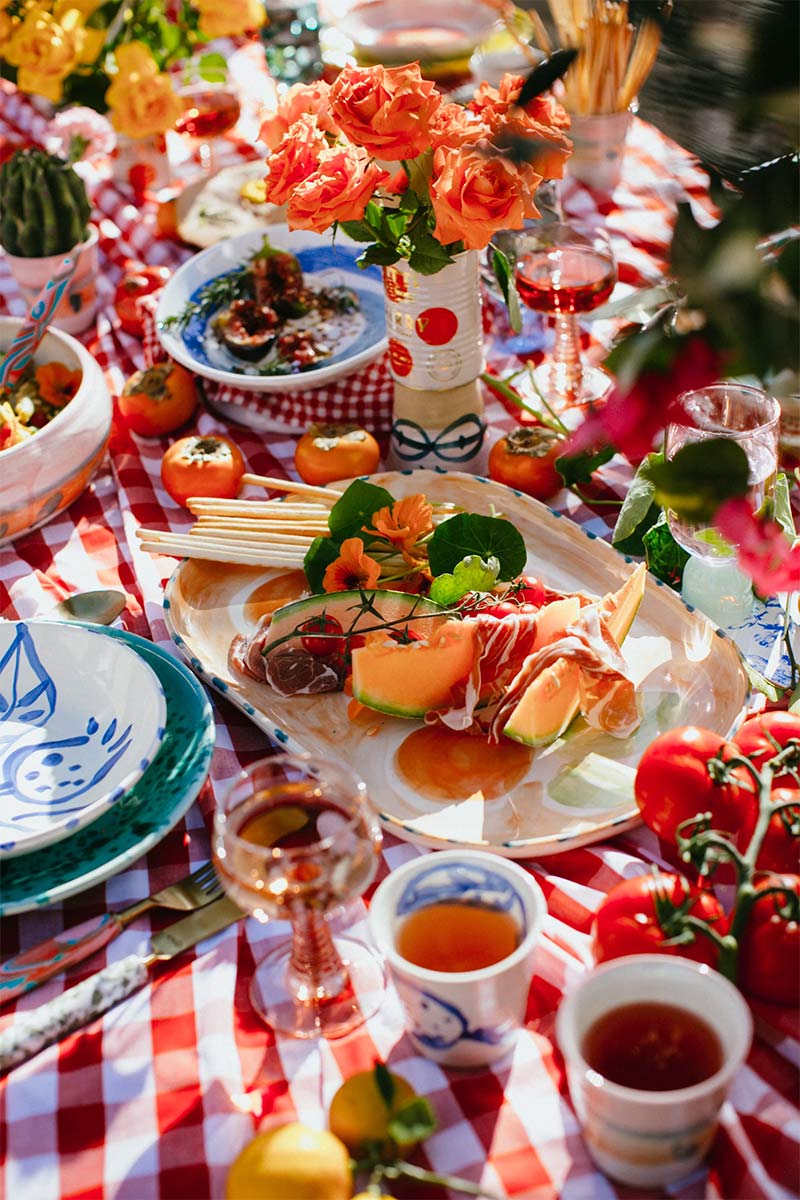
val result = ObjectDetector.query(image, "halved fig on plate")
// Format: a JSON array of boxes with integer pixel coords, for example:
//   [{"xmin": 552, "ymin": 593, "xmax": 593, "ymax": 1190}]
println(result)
[{"xmin": 214, "ymin": 298, "xmax": 279, "ymax": 360}]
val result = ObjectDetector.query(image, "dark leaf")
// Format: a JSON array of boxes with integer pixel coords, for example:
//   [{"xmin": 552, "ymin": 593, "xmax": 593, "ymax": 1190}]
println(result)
[
  {"xmin": 357, "ymin": 243, "xmax": 401, "ymax": 268},
  {"xmin": 337, "ymin": 219, "xmax": 378, "ymax": 244},
  {"xmin": 328, "ymin": 478, "xmax": 396, "ymax": 540},
  {"xmin": 302, "ymin": 536, "xmax": 341, "ymax": 594},
  {"xmin": 373, "ymin": 1061, "xmax": 395, "ymax": 1110},
  {"xmin": 517, "ymin": 49, "xmax": 578, "ymax": 107},
  {"xmin": 642, "ymin": 439, "xmax": 750, "ymax": 523},
  {"xmin": 407, "ymin": 231, "xmax": 456, "ymax": 275},
  {"xmin": 387, "ymin": 1097, "xmax": 438, "ymax": 1147},
  {"xmin": 642, "ymin": 513, "xmax": 689, "ymax": 589},
  {"xmin": 428, "ymin": 514, "xmax": 527, "ymax": 580},
  {"xmin": 612, "ymin": 452, "xmax": 664, "ymax": 555},
  {"xmin": 490, "ymin": 246, "xmax": 522, "ymax": 333},
  {"xmin": 555, "ymin": 443, "xmax": 615, "ymax": 486}
]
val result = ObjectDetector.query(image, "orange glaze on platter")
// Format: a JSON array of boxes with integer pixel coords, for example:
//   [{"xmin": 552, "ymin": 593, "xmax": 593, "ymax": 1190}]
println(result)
[
  {"xmin": 243, "ymin": 570, "xmax": 307, "ymax": 626},
  {"xmin": 395, "ymin": 725, "xmax": 532, "ymax": 802}
]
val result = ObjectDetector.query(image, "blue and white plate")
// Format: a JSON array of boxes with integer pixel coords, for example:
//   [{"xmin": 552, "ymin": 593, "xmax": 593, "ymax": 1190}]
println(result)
[
  {"xmin": 0, "ymin": 627, "xmax": 215, "ymax": 915},
  {"xmin": 0, "ymin": 622, "xmax": 166, "ymax": 858},
  {"xmin": 156, "ymin": 226, "xmax": 387, "ymax": 393}
]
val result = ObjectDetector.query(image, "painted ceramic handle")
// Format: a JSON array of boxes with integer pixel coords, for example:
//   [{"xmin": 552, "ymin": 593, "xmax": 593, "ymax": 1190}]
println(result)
[
  {"xmin": 0, "ymin": 913, "xmax": 124, "ymax": 1004},
  {"xmin": 0, "ymin": 954, "xmax": 148, "ymax": 1074}
]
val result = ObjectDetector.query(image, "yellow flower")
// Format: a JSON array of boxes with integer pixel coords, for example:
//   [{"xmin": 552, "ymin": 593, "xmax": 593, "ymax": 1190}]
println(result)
[
  {"xmin": 4, "ymin": 7, "xmax": 84, "ymax": 104},
  {"xmin": 53, "ymin": 1, "xmax": 104, "ymax": 64},
  {"xmin": 194, "ymin": 0, "xmax": 265, "ymax": 39},
  {"xmin": 106, "ymin": 41, "xmax": 184, "ymax": 140}
]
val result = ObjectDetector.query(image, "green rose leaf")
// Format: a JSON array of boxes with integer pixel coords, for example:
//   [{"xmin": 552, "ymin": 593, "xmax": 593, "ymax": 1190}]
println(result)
[
  {"xmin": 303, "ymin": 536, "xmax": 342, "ymax": 594},
  {"xmin": 328, "ymin": 478, "xmax": 396, "ymax": 540},
  {"xmin": 612, "ymin": 452, "xmax": 664, "ymax": 555},
  {"xmin": 429, "ymin": 555, "xmax": 500, "ymax": 604},
  {"xmin": 428, "ymin": 513, "xmax": 527, "ymax": 580},
  {"xmin": 490, "ymin": 245, "xmax": 522, "ymax": 333},
  {"xmin": 337, "ymin": 219, "xmax": 379, "ymax": 244},
  {"xmin": 387, "ymin": 1097, "xmax": 438, "ymax": 1147},
  {"xmin": 357, "ymin": 243, "xmax": 402, "ymax": 268},
  {"xmin": 556, "ymin": 443, "xmax": 615, "ymax": 487},
  {"xmin": 642, "ymin": 439, "xmax": 750, "ymax": 523}
]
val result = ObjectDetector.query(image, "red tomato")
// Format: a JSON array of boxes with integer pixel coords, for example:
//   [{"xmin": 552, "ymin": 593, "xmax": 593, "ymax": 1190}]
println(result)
[
  {"xmin": 160, "ymin": 435, "xmax": 245, "ymax": 507},
  {"xmin": 634, "ymin": 726, "xmax": 756, "ymax": 847},
  {"xmin": 756, "ymin": 787, "xmax": 800, "ymax": 874},
  {"xmin": 294, "ymin": 424, "xmax": 380, "ymax": 487},
  {"xmin": 514, "ymin": 575, "xmax": 547, "ymax": 608},
  {"xmin": 298, "ymin": 615, "xmax": 344, "ymax": 658},
  {"xmin": 114, "ymin": 264, "xmax": 171, "ymax": 338},
  {"xmin": 737, "ymin": 874, "xmax": 800, "ymax": 1005},
  {"xmin": 118, "ymin": 363, "xmax": 198, "ymax": 437},
  {"xmin": 593, "ymin": 873, "xmax": 728, "ymax": 968},
  {"xmin": 733, "ymin": 711, "xmax": 800, "ymax": 789},
  {"xmin": 488, "ymin": 426, "xmax": 565, "ymax": 502}
]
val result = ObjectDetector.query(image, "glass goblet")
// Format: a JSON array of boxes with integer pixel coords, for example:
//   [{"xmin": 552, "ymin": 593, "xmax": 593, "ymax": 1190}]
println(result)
[
  {"xmin": 213, "ymin": 752, "xmax": 385, "ymax": 1039},
  {"xmin": 666, "ymin": 383, "xmax": 780, "ymax": 628},
  {"xmin": 514, "ymin": 219, "xmax": 617, "ymax": 412},
  {"xmin": 174, "ymin": 79, "xmax": 241, "ymax": 176}
]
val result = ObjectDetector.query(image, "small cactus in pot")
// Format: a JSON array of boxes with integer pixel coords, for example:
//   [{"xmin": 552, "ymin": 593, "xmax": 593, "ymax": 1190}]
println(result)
[{"xmin": 0, "ymin": 147, "xmax": 91, "ymax": 258}]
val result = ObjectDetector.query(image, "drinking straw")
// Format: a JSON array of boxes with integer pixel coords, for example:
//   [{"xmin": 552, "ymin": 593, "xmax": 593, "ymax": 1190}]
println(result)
[{"xmin": 0, "ymin": 254, "xmax": 78, "ymax": 389}]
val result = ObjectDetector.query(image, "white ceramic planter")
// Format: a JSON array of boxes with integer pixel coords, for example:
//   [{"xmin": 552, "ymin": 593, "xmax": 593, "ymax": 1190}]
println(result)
[{"xmin": 3, "ymin": 224, "xmax": 99, "ymax": 336}]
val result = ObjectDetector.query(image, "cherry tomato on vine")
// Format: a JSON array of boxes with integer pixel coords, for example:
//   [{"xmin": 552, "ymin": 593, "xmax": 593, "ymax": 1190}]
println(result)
[
  {"xmin": 756, "ymin": 787, "xmax": 800, "ymax": 874},
  {"xmin": 488, "ymin": 426, "xmax": 565, "ymax": 502},
  {"xmin": 160, "ymin": 434, "xmax": 245, "ymax": 507},
  {"xmin": 733, "ymin": 711, "xmax": 800, "ymax": 789},
  {"xmin": 634, "ymin": 726, "xmax": 755, "ymax": 847},
  {"xmin": 114, "ymin": 264, "xmax": 171, "ymax": 338},
  {"xmin": 298, "ymin": 615, "xmax": 344, "ymax": 658},
  {"xmin": 737, "ymin": 874, "xmax": 800, "ymax": 1005},
  {"xmin": 118, "ymin": 362, "xmax": 198, "ymax": 437},
  {"xmin": 294, "ymin": 424, "xmax": 380, "ymax": 487},
  {"xmin": 593, "ymin": 873, "xmax": 727, "ymax": 969}
]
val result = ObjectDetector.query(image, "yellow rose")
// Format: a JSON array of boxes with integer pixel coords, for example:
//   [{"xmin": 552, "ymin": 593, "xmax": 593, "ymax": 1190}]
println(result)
[
  {"xmin": 194, "ymin": 0, "xmax": 265, "ymax": 39},
  {"xmin": 4, "ymin": 7, "xmax": 84, "ymax": 104},
  {"xmin": 106, "ymin": 41, "xmax": 185, "ymax": 139},
  {"xmin": 52, "ymin": 0, "xmax": 105, "ymax": 64}
]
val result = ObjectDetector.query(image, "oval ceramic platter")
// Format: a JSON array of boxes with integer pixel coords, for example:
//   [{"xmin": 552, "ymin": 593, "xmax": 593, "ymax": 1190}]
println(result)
[
  {"xmin": 0, "ymin": 628, "xmax": 215, "ymax": 916},
  {"xmin": 163, "ymin": 470, "xmax": 749, "ymax": 859},
  {"xmin": 0, "ymin": 621, "xmax": 166, "ymax": 858},
  {"xmin": 156, "ymin": 225, "xmax": 387, "ymax": 392}
]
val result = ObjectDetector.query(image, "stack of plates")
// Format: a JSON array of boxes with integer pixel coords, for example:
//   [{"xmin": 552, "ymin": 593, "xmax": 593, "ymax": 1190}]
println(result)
[{"xmin": 0, "ymin": 621, "xmax": 215, "ymax": 916}]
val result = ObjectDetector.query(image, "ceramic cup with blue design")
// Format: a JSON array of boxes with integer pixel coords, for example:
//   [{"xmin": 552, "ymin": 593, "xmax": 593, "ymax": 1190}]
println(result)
[
  {"xmin": 556, "ymin": 955, "xmax": 752, "ymax": 1189},
  {"xmin": 368, "ymin": 850, "xmax": 546, "ymax": 1068}
]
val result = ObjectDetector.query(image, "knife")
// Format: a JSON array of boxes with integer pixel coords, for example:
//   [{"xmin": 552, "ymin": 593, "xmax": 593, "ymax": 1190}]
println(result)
[{"xmin": 0, "ymin": 896, "xmax": 242, "ymax": 1074}]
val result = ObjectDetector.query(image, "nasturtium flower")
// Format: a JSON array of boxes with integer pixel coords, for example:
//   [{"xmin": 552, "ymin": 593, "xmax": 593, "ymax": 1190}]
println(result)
[
  {"xmin": 323, "ymin": 538, "xmax": 381, "ymax": 593},
  {"xmin": 35, "ymin": 362, "xmax": 82, "ymax": 408},
  {"xmin": 363, "ymin": 494, "xmax": 434, "ymax": 556}
]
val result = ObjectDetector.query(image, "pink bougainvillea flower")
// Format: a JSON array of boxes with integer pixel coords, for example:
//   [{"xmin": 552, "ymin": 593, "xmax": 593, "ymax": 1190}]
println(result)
[
  {"xmin": 286, "ymin": 145, "xmax": 390, "ymax": 234},
  {"xmin": 329, "ymin": 63, "xmax": 441, "ymax": 162},
  {"xmin": 715, "ymin": 498, "xmax": 800, "ymax": 595},
  {"xmin": 323, "ymin": 537, "xmax": 382, "ymax": 593},
  {"xmin": 262, "ymin": 114, "xmax": 327, "ymax": 206}
]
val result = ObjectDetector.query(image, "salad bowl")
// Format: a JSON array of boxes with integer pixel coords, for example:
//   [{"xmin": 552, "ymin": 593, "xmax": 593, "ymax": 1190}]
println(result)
[{"xmin": 0, "ymin": 316, "xmax": 111, "ymax": 546}]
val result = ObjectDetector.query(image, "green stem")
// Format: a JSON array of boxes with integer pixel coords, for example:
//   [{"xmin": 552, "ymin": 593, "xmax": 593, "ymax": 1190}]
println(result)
[
  {"xmin": 570, "ymin": 485, "xmax": 624, "ymax": 507},
  {"xmin": 782, "ymin": 598, "xmax": 798, "ymax": 689},
  {"xmin": 381, "ymin": 1160, "xmax": 505, "ymax": 1200}
]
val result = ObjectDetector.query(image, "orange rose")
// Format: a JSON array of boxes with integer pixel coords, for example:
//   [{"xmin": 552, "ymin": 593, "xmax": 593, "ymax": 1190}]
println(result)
[
  {"xmin": 489, "ymin": 111, "xmax": 572, "ymax": 181},
  {"xmin": 430, "ymin": 142, "xmax": 537, "ymax": 251},
  {"xmin": 496, "ymin": 73, "xmax": 572, "ymax": 132},
  {"xmin": 329, "ymin": 63, "xmax": 441, "ymax": 162},
  {"xmin": 259, "ymin": 79, "xmax": 337, "ymax": 151},
  {"xmin": 286, "ymin": 145, "xmax": 389, "ymax": 234},
  {"xmin": 263, "ymin": 115, "xmax": 327, "ymax": 206},
  {"xmin": 429, "ymin": 102, "xmax": 488, "ymax": 150}
]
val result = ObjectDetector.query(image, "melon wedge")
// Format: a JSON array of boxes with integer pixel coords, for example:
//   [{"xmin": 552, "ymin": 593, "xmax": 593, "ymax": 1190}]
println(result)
[
  {"xmin": 263, "ymin": 589, "xmax": 446, "ymax": 657},
  {"xmin": 351, "ymin": 619, "xmax": 476, "ymax": 719},
  {"xmin": 503, "ymin": 562, "xmax": 647, "ymax": 747}
]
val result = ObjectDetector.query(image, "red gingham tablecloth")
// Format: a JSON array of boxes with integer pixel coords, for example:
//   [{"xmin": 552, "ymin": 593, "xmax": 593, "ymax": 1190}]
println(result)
[{"xmin": 0, "ymin": 83, "xmax": 797, "ymax": 1200}]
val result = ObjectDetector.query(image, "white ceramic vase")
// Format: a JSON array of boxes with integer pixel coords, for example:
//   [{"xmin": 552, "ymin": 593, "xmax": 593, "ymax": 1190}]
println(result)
[{"xmin": 383, "ymin": 251, "xmax": 487, "ymax": 473}]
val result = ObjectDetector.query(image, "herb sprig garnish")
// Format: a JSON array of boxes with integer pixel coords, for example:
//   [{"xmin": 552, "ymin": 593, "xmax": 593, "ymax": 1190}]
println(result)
[{"xmin": 161, "ymin": 266, "xmax": 250, "ymax": 331}]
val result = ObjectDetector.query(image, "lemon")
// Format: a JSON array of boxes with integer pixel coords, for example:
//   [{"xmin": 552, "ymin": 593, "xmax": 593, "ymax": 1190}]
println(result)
[
  {"xmin": 225, "ymin": 1122, "xmax": 351, "ymax": 1200},
  {"xmin": 328, "ymin": 1069, "xmax": 416, "ymax": 1154},
  {"xmin": 240, "ymin": 178, "xmax": 268, "ymax": 205}
]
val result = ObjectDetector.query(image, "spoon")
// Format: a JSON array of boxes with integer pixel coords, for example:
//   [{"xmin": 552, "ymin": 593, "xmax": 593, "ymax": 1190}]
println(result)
[{"xmin": 51, "ymin": 590, "xmax": 127, "ymax": 626}]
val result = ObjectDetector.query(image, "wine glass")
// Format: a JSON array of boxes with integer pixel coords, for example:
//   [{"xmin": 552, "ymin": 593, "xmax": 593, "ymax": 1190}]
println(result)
[
  {"xmin": 213, "ymin": 752, "xmax": 385, "ymax": 1039},
  {"xmin": 666, "ymin": 383, "xmax": 780, "ymax": 628},
  {"xmin": 513, "ymin": 219, "xmax": 617, "ymax": 412},
  {"xmin": 174, "ymin": 79, "xmax": 242, "ymax": 176}
]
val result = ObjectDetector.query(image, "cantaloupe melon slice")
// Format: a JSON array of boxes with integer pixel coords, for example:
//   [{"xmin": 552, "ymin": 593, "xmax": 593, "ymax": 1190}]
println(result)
[
  {"xmin": 532, "ymin": 596, "xmax": 581, "ymax": 649},
  {"xmin": 263, "ymin": 589, "xmax": 446, "ymax": 656},
  {"xmin": 351, "ymin": 619, "xmax": 476, "ymax": 719},
  {"xmin": 503, "ymin": 562, "xmax": 647, "ymax": 747}
]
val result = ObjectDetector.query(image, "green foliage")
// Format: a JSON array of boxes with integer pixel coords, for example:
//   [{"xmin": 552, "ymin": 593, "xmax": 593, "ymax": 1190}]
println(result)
[
  {"xmin": 612, "ymin": 452, "xmax": 664, "ymax": 556},
  {"xmin": 0, "ymin": 148, "xmax": 90, "ymax": 256},
  {"xmin": 328, "ymin": 479, "xmax": 395, "ymax": 539},
  {"xmin": 642, "ymin": 439, "xmax": 751, "ymax": 524},
  {"xmin": 642, "ymin": 513, "xmax": 689, "ymax": 590},
  {"xmin": 429, "ymin": 555, "xmax": 500, "ymax": 604},
  {"xmin": 428, "ymin": 513, "xmax": 527, "ymax": 580},
  {"xmin": 556, "ymin": 443, "xmax": 615, "ymax": 487}
]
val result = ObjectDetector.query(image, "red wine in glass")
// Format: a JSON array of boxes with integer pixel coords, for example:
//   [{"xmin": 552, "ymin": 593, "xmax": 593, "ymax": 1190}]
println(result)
[
  {"xmin": 175, "ymin": 89, "xmax": 241, "ymax": 139},
  {"xmin": 513, "ymin": 222, "xmax": 617, "ymax": 412}
]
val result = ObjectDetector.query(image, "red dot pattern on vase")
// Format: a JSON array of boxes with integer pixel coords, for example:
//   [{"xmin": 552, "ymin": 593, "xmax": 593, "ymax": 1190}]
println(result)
[
  {"xmin": 415, "ymin": 307, "xmax": 458, "ymax": 346},
  {"xmin": 388, "ymin": 338, "xmax": 413, "ymax": 376}
]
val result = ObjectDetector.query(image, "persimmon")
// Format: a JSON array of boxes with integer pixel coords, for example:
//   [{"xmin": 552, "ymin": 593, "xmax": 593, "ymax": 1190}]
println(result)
[
  {"xmin": 118, "ymin": 362, "xmax": 197, "ymax": 437},
  {"xmin": 294, "ymin": 423, "xmax": 380, "ymax": 486},
  {"xmin": 160, "ymin": 434, "xmax": 245, "ymax": 507}
]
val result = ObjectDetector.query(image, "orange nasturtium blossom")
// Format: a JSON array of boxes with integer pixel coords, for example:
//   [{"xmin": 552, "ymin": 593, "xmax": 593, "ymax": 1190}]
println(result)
[
  {"xmin": 105, "ymin": 42, "xmax": 184, "ymax": 140},
  {"xmin": 35, "ymin": 362, "xmax": 82, "ymax": 407},
  {"xmin": 363, "ymin": 494, "xmax": 434, "ymax": 557},
  {"xmin": 323, "ymin": 537, "xmax": 381, "ymax": 594}
]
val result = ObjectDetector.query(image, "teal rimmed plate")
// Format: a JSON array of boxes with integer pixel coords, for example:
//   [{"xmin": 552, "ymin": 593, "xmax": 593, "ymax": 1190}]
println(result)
[{"xmin": 0, "ymin": 627, "xmax": 215, "ymax": 916}]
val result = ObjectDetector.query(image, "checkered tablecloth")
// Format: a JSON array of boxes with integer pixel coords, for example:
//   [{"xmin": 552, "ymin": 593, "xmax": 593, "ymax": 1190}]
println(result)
[{"xmin": 1, "ymin": 83, "xmax": 797, "ymax": 1200}]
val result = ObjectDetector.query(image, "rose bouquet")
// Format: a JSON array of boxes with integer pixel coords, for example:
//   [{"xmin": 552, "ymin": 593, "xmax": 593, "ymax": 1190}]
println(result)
[
  {"xmin": 0, "ymin": 0, "xmax": 265, "ymax": 136},
  {"xmin": 260, "ymin": 64, "xmax": 572, "ymax": 277}
]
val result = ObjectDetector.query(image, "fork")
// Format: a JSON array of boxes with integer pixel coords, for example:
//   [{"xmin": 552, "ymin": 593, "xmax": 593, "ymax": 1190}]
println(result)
[{"xmin": 0, "ymin": 862, "xmax": 223, "ymax": 1005}]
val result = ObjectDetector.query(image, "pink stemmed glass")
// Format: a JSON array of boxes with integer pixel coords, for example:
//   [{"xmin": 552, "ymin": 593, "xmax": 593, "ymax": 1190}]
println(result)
[{"xmin": 213, "ymin": 752, "xmax": 385, "ymax": 1039}]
